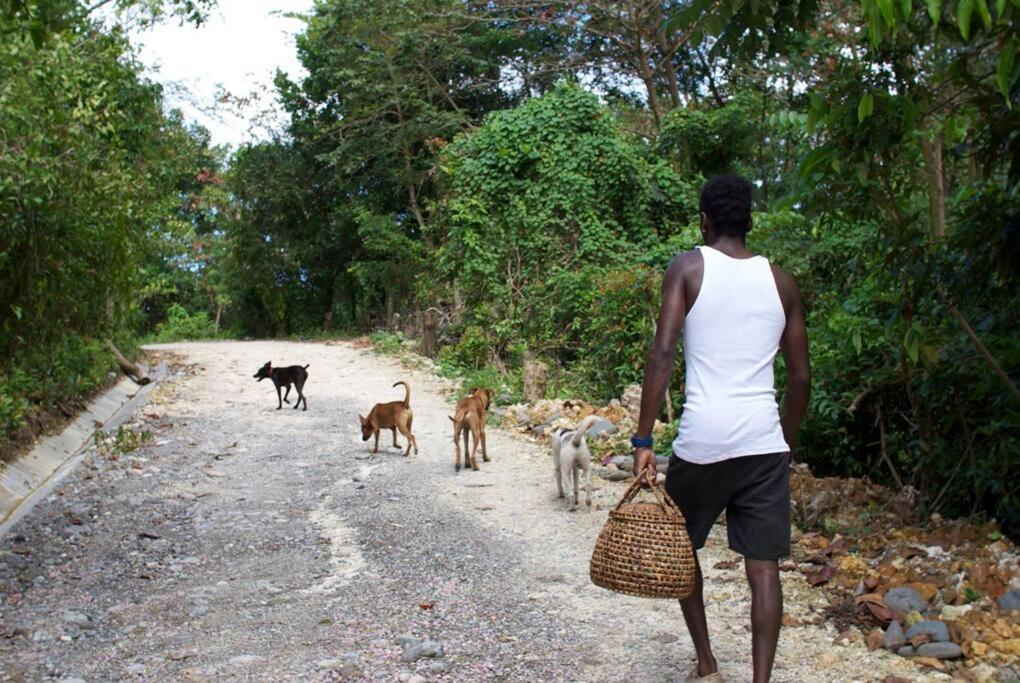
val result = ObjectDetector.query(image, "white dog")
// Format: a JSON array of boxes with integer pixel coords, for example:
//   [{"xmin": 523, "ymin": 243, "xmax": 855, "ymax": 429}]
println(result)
[{"xmin": 552, "ymin": 415, "xmax": 598, "ymax": 511}]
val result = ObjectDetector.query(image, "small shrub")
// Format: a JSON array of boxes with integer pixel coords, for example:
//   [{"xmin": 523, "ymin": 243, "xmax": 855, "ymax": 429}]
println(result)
[
  {"xmin": 369, "ymin": 330, "xmax": 404, "ymax": 355},
  {"xmin": 151, "ymin": 304, "xmax": 218, "ymax": 342},
  {"xmin": 0, "ymin": 335, "xmax": 121, "ymax": 449},
  {"xmin": 448, "ymin": 325, "xmax": 492, "ymax": 369},
  {"xmin": 0, "ymin": 381, "xmax": 30, "ymax": 438}
]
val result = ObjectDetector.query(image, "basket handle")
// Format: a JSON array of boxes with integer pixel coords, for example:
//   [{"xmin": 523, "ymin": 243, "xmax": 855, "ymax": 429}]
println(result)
[{"xmin": 614, "ymin": 468, "xmax": 684, "ymax": 517}]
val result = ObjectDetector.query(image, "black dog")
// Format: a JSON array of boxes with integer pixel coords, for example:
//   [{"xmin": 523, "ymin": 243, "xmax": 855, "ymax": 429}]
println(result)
[{"xmin": 253, "ymin": 362, "xmax": 309, "ymax": 411}]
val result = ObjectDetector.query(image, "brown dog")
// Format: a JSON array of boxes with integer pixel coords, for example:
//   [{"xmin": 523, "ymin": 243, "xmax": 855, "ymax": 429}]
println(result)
[
  {"xmin": 449, "ymin": 387, "xmax": 494, "ymax": 471},
  {"xmin": 360, "ymin": 381, "xmax": 418, "ymax": 456}
]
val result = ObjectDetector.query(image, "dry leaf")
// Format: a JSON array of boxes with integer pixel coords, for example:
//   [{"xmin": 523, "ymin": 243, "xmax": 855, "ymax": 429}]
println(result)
[
  {"xmin": 855, "ymin": 593, "xmax": 896, "ymax": 623},
  {"xmin": 907, "ymin": 656, "xmax": 945, "ymax": 671},
  {"xmin": 804, "ymin": 564, "xmax": 836, "ymax": 587}
]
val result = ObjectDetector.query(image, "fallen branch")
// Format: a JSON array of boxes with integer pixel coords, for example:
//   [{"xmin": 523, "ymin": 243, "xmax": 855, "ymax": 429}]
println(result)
[
  {"xmin": 848, "ymin": 386, "xmax": 872, "ymax": 414},
  {"xmin": 876, "ymin": 400, "xmax": 904, "ymax": 490},
  {"xmin": 936, "ymin": 285, "xmax": 1020, "ymax": 404},
  {"xmin": 107, "ymin": 341, "xmax": 151, "ymax": 386}
]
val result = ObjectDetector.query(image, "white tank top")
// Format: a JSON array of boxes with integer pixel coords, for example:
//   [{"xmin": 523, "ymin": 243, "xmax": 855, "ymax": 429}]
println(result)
[{"xmin": 672, "ymin": 245, "xmax": 790, "ymax": 464}]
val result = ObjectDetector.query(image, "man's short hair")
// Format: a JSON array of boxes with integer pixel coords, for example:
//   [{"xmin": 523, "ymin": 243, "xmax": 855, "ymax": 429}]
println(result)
[{"xmin": 700, "ymin": 174, "xmax": 753, "ymax": 237}]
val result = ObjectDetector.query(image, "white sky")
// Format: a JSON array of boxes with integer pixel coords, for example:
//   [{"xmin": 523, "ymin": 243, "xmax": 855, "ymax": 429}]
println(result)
[{"xmin": 129, "ymin": 0, "xmax": 314, "ymax": 148}]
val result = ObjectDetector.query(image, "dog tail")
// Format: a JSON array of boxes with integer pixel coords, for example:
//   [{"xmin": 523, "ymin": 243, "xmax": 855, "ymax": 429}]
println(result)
[
  {"xmin": 571, "ymin": 415, "xmax": 599, "ymax": 448},
  {"xmin": 448, "ymin": 415, "xmax": 455, "ymax": 423},
  {"xmin": 304, "ymin": 364, "xmax": 310, "ymax": 369},
  {"xmin": 393, "ymin": 381, "xmax": 410, "ymax": 407}
]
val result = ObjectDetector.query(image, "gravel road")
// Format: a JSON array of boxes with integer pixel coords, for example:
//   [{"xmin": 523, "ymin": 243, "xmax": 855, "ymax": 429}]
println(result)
[{"xmin": 0, "ymin": 341, "xmax": 938, "ymax": 682}]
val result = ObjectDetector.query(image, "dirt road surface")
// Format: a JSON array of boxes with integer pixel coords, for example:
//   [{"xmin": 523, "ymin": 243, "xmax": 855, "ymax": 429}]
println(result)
[{"xmin": 0, "ymin": 341, "xmax": 937, "ymax": 682}]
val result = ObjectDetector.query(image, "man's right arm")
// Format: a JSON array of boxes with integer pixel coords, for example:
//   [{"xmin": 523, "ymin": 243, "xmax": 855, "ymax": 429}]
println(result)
[{"xmin": 774, "ymin": 267, "xmax": 810, "ymax": 452}]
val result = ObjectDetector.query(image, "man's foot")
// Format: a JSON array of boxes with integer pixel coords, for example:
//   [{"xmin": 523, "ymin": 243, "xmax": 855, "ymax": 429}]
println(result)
[{"xmin": 684, "ymin": 667, "xmax": 725, "ymax": 682}]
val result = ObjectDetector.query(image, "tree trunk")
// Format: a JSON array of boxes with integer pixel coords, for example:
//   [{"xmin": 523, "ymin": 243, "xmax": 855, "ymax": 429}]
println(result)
[
  {"xmin": 920, "ymin": 132, "xmax": 946, "ymax": 239},
  {"xmin": 655, "ymin": 22, "xmax": 681, "ymax": 109},
  {"xmin": 407, "ymin": 182, "xmax": 426, "ymax": 231},
  {"xmin": 523, "ymin": 355, "xmax": 549, "ymax": 403},
  {"xmin": 452, "ymin": 280, "xmax": 463, "ymax": 325},
  {"xmin": 698, "ymin": 51, "xmax": 725, "ymax": 107},
  {"xmin": 420, "ymin": 307, "xmax": 439, "ymax": 358},
  {"xmin": 634, "ymin": 37, "xmax": 663, "ymax": 128}
]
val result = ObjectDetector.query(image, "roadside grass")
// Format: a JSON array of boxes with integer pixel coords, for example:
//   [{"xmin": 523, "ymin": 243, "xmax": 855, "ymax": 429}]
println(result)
[{"xmin": 0, "ymin": 333, "xmax": 140, "ymax": 463}]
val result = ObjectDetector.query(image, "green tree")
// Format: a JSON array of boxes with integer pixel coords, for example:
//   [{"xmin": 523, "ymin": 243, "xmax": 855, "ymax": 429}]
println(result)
[
  {"xmin": 432, "ymin": 84, "xmax": 694, "ymax": 378},
  {"xmin": 0, "ymin": 0, "xmax": 218, "ymax": 449}
]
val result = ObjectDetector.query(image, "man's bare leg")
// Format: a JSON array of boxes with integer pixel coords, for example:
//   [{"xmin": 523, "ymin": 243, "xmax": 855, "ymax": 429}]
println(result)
[
  {"xmin": 745, "ymin": 558, "xmax": 782, "ymax": 683},
  {"xmin": 678, "ymin": 554, "xmax": 718, "ymax": 677}
]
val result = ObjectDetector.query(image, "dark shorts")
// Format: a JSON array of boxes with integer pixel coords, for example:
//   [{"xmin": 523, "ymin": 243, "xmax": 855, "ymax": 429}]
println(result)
[{"xmin": 665, "ymin": 452, "xmax": 791, "ymax": 561}]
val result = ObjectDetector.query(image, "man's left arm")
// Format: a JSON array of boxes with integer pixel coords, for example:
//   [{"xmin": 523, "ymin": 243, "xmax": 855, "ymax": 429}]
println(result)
[{"xmin": 773, "ymin": 267, "xmax": 810, "ymax": 453}]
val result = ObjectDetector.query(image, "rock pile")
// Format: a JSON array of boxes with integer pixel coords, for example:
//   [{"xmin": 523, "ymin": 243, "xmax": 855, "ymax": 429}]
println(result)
[
  {"xmin": 787, "ymin": 465, "xmax": 1020, "ymax": 678},
  {"xmin": 497, "ymin": 390, "xmax": 677, "ymax": 485}
]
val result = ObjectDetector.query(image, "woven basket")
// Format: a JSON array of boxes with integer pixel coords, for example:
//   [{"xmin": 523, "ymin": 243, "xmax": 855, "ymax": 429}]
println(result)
[{"xmin": 590, "ymin": 469, "xmax": 696, "ymax": 599}]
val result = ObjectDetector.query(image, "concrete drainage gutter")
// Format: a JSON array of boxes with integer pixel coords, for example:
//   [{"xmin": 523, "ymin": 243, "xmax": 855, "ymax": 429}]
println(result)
[{"xmin": 0, "ymin": 363, "xmax": 167, "ymax": 538}]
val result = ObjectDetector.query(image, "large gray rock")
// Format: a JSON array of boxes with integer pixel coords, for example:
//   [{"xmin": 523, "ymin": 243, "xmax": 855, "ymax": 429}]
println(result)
[
  {"xmin": 601, "ymin": 469, "xmax": 632, "ymax": 482},
  {"xmin": 916, "ymin": 642, "xmax": 962, "ymax": 659},
  {"xmin": 620, "ymin": 384, "xmax": 642, "ymax": 418},
  {"xmin": 885, "ymin": 587, "xmax": 928, "ymax": 614},
  {"xmin": 61, "ymin": 610, "xmax": 89, "ymax": 626},
  {"xmin": 905, "ymin": 620, "xmax": 949, "ymax": 643},
  {"xmin": 352, "ymin": 465, "xmax": 379, "ymax": 483},
  {"xmin": 586, "ymin": 418, "xmax": 618, "ymax": 439},
  {"xmin": 401, "ymin": 640, "xmax": 444, "ymax": 662},
  {"xmin": 883, "ymin": 620, "xmax": 906, "ymax": 651},
  {"xmin": 531, "ymin": 416, "xmax": 561, "ymax": 435},
  {"xmin": 608, "ymin": 455, "xmax": 633, "ymax": 470},
  {"xmin": 318, "ymin": 654, "xmax": 360, "ymax": 671},
  {"xmin": 998, "ymin": 588, "xmax": 1020, "ymax": 612}
]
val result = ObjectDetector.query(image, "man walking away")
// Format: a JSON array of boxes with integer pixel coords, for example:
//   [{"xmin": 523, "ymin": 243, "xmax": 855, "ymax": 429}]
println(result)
[{"xmin": 630, "ymin": 174, "xmax": 811, "ymax": 682}]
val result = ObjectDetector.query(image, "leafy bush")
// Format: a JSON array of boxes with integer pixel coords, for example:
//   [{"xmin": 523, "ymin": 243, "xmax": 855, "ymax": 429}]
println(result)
[
  {"xmin": 369, "ymin": 331, "xmax": 405, "ymax": 355},
  {"xmin": 657, "ymin": 96, "xmax": 756, "ymax": 178},
  {"xmin": 432, "ymin": 84, "xmax": 693, "ymax": 364},
  {"xmin": 150, "ymin": 305, "xmax": 218, "ymax": 343},
  {"xmin": 0, "ymin": 369, "xmax": 31, "ymax": 441}
]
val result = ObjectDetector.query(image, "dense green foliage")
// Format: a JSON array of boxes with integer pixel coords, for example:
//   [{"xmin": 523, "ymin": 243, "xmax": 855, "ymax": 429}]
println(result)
[
  {"xmin": 0, "ymin": 1, "xmax": 220, "ymax": 450},
  {"xmin": 2, "ymin": 0, "xmax": 1017, "ymax": 530},
  {"xmin": 433, "ymin": 85, "xmax": 692, "ymax": 378}
]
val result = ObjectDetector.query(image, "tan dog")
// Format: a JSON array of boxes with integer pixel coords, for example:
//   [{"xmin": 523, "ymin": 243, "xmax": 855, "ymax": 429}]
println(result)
[
  {"xmin": 449, "ymin": 387, "xmax": 494, "ymax": 471},
  {"xmin": 359, "ymin": 381, "xmax": 418, "ymax": 456}
]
